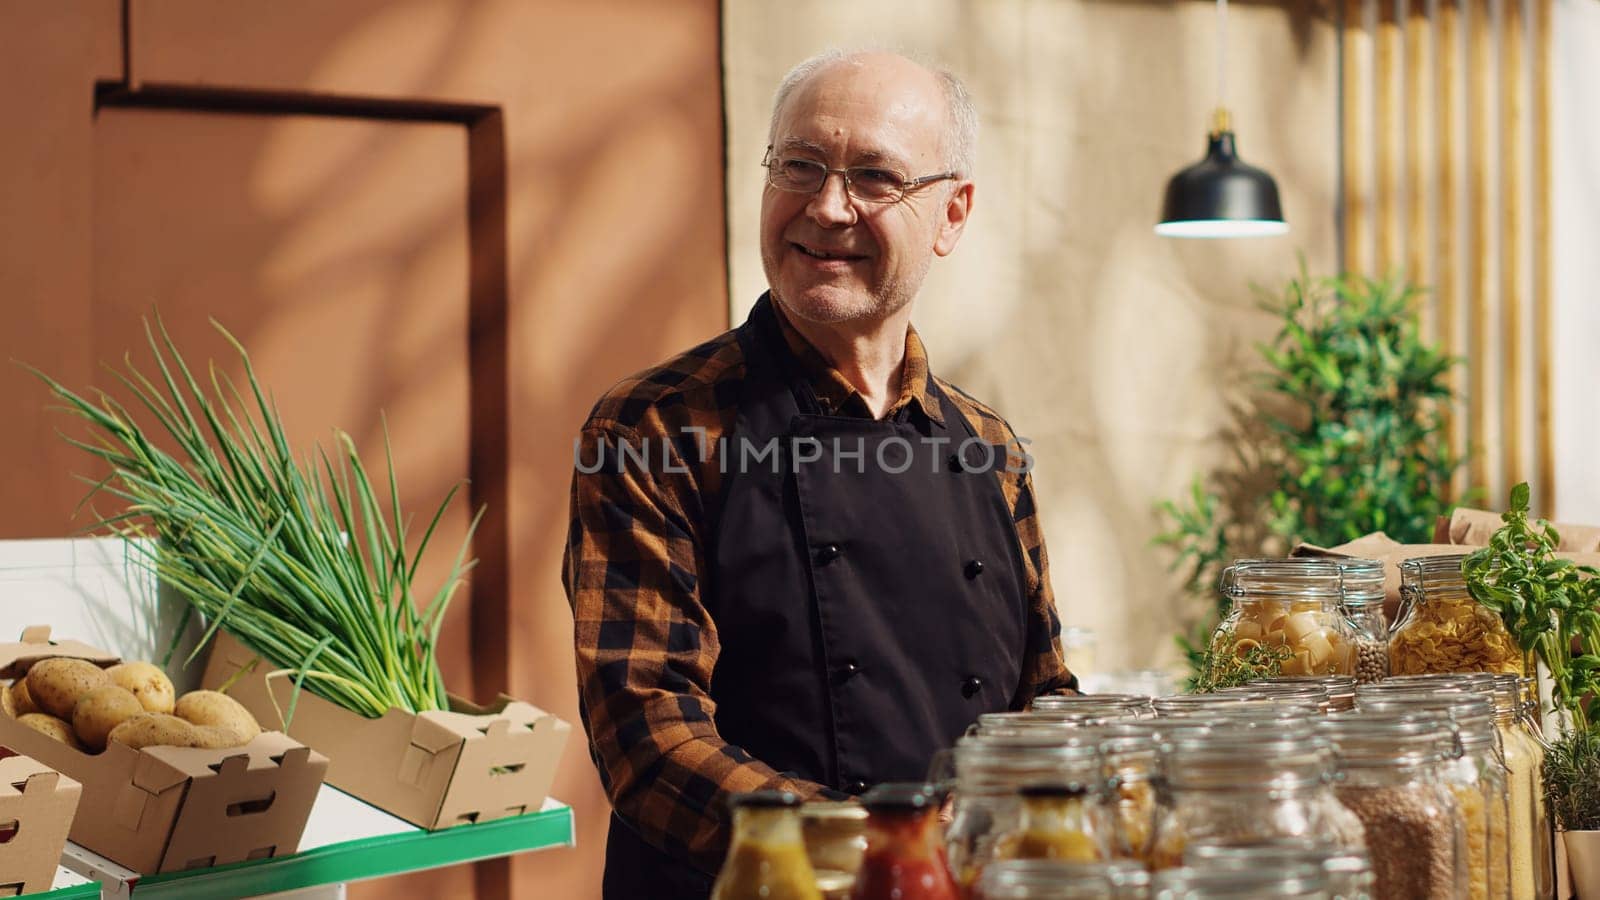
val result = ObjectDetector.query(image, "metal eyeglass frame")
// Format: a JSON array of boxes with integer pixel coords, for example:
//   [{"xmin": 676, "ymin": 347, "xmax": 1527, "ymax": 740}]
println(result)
[{"xmin": 761, "ymin": 145, "xmax": 959, "ymax": 204}]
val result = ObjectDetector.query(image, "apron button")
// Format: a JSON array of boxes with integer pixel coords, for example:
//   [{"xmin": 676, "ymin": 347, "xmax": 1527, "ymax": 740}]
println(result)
[
  {"xmin": 962, "ymin": 676, "xmax": 984, "ymax": 698},
  {"xmin": 834, "ymin": 661, "xmax": 861, "ymax": 684},
  {"xmin": 965, "ymin": 559, "xmax": 985, "ymax": 579},
  {"xmin": 816, "ymin": 543, "xmax": 842, "ymax": 564},
  {"xmin": 947, "ymin": 452, "xmax": 964, "ymax": 472},
  {"xmin": 845, "ymin": 780, "xmax": 869, "ymax": 796}
]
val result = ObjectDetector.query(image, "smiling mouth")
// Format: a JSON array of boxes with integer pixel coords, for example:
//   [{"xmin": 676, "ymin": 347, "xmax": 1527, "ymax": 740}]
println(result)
[{"xmin": 793, "ymin": 242, "xmax": 866, "ymax": 262}]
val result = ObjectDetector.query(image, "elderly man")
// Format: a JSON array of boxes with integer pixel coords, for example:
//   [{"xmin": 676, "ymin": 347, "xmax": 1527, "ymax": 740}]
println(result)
[{"xmin": 564, "ymin": 49, "xmax": 1076, "ymax": 898}]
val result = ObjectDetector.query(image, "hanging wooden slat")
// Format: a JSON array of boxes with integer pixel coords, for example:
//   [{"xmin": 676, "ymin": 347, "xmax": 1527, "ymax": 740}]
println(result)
[
  {"xmin": 1501, "ymin": 0, "xmax": 1526, "ymax": 500},
  {"xmin": 1406, "ymin": 0, "xmax": 1431, "ymax": 297},
  {"xmin": 1467, "ymin": 0, "xmax": 1492, "ymax": 498},
  {"xmin": 1378, "ymin": 0, "xmax": 1402, "ymax": 273},
  {"xmin": 1437, "ymin": 0, "xmax": 1464, "ymax": 499},
  {"xmin": 1343, "ymin": 0, "xmax": 1372, "ymax": 274},
  {"xmin": 1534, "ymin": 0, "xmax": 1556, "ymax": 512}
]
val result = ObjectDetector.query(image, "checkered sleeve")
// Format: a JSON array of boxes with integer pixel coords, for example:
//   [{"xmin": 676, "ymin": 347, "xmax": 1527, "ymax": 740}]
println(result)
[
  {"xmin": 1008, "ymin": 466, "xmax": 1079, "ymax": 706},
  {"xmin": 564, "ymin": 420, "xmax": 836, "ymax": 874}
]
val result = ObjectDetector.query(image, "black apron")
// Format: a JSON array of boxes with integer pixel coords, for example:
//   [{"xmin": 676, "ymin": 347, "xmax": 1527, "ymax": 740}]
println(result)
[{"xmin": 603, "ymin": 296, "xmax": 1028, "ymax": 899}]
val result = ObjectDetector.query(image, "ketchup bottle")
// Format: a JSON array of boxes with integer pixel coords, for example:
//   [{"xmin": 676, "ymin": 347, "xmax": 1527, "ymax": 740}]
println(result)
[{"xmin": 850, "ymin": 783, "xmax": 959, "ymax": 900}]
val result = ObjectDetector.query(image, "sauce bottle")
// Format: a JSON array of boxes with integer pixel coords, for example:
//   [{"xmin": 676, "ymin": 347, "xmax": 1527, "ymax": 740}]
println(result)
[
  {"xmin": 711, "ymin": 790, "xmax": 824, "ymax": 900},
  {"xmin": 851, "ymin": 783, "xmax": 960, "ymax": 900}
]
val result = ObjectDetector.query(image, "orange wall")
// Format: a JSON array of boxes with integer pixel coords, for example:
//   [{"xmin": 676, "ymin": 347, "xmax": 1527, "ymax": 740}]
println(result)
[{"xmin": 0, "ymin": 3, "xmax": 729, "ymax": 898}]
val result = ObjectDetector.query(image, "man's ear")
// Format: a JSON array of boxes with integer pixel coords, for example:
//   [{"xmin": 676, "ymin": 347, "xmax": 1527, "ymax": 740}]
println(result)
[{"xmin": 933, "ymin": 181, "xmax": 975, "ymax": 257}]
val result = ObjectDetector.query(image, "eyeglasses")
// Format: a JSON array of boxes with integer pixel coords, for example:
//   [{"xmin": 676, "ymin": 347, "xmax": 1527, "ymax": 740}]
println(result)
[{"xmin": 762, "ymin": 146, "xmax": 959, "ymax": 204}]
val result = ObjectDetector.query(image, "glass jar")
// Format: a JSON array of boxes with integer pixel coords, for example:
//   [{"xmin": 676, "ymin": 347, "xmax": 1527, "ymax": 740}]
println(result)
[
  {"xmin": 973, "ymin": 711, "xmax": 1104, "ymax": 737},
  {"xmin": 1390, "ymin": 555, "xmax": 1525, "ymax": 675},
  {"xmin": 1248, "ymin": 675, "xmax": 1358, "ymax": 711},
  {"xmin": 974, "ymin": 860, "xmax": 1150, "ymax": 900},
  {"xmin": 852, "ymin": 783, "xmax": 959, "ymax": 900},
  {"xmin": 800, "ymin": 801, "xmax": 868, "ymax": 896},
  {"xmin": 1183, "ymin": 842, "xmax": 1375, "ymax": 900},
  {"xmin": 1151, "ymin": 693, "xmax": 1320, "ymax": 717},
  {"xmin": 1516, "ymin": 676, "xmax": 1556, "ymax": 900},
  {"xmin": 1317, "ymin": 714, "xmax": 1468, "ymax": 899},
  {"xmin": 945, "ymin": 735, "xmax": 1110, "ymax": 891},
  {"xmin": 1334, "ymin": 558, "xmax": 1390, "ymax": 683},
  {"xmin": 1490, "ymin": 675, "xmax": 1542, "ymax": 900},
  {"xmin": 993, "ymin": 784, "xmax": 1109, "ymax": 863},
  {"xmin": 1149, "ymin": 724, "xmax": 1367, "ymax": 869},
  {"xmin": 1357, "ymin": 696, "xmax": 1511, "ymax": 900},
  {"xmin": 1209, "ymin": 559, "xmax": 1357, "ymax": 677},
  {"xmin": 1090, "ymin": 724, "xmax": 1167, "ymax": 867},
  {"xmin": 712, "ymin": 790, "xmax": 823, "ymax": 900},
  {"xmin": 1031, "ymin": 693, "xmax": 1155, "ymax": 720},
  {"xmin": 1151, "ymin": 864, "xmax": 1329, "ymax": 899}
]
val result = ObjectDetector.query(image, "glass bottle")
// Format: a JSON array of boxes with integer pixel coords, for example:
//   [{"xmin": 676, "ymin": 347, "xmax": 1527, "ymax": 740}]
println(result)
[
  {"xmin": 994, "ymin": 784, "xmax": 1108, "ymax": 863},
  {"xmin": 1334, "ymin": 558, "xmax": 1390, "ymax": 683},
  {"xmin": 1209, "ymin": 558, "xmax": 1357, "ymax": 677},
  {"xmin": 851, "ymin": 783, "xmax": 959, "ymax": 900},
  {"xmin": 712, "ymin": 790, "xmax": 824, "ymax": 900},
  {"xmin": 1390, "ymin": 555, "xmax": 1524, "ymax": 676},
  {"xmin": 800, "ymin": 801, "xmax": 869, "ymax": 899},
  {"xmin": 1317, "ymin": 713, "xmax": 1468, "ymax": 899}
]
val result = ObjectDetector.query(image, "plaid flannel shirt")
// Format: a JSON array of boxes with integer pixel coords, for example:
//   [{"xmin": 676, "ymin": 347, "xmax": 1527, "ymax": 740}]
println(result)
[{"xmin": 563, "ymin": 304, "xmax": 1075, "ymax": 873}]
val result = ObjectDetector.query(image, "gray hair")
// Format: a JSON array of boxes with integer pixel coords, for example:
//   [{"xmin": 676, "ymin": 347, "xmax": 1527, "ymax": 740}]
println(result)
[{"xmin": 766, "ymin": 48, "xmax": 978, "ymax": 178}]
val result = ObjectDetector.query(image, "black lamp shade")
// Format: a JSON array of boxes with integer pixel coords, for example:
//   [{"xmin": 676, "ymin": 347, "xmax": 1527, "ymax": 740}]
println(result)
[{"xmin": 1156, "ymin": 131, "xmax": 1287, "ymax": 238}]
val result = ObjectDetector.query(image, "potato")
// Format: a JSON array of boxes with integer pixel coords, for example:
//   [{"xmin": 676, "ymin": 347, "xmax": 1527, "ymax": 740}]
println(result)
[
  {"xmin": 192, "ymin": 725, "xmax": 253, "ymax": 750},
  {"xmin": 27, "ymin": 658, "xmax": 109, "ymax": 720},
  {"xmin": 174, "ymin": 690, "xmax": 260, "ymax": 745},
  {"xmin": 18, "ymin": 713, "xmax": 82, "ymax": 750},
  {"xmin": 106, "ymin": 662, "xmax": 175, "ymax": 715},
  {"xmin": 107, "ymin": 713, "xmax": 203, "ymax": 750},
  {"xmin": 72, "ymin": 685, "xmax": 146, "ymax": 752},
  {"xmin": 11, "ymin": 679, "xmax": 39, "ymax": 716}
]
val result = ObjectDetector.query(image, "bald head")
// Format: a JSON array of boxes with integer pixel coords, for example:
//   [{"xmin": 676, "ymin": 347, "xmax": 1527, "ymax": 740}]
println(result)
[{"xmin": 767, "ymin": 49, "xmax": 977, "ymax": 177}]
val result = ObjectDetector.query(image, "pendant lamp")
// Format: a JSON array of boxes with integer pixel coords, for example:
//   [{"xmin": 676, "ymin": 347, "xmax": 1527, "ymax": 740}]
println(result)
[{"xmin": 1155, "ymin": 0, "xmax": 1288, "ymax": 238}]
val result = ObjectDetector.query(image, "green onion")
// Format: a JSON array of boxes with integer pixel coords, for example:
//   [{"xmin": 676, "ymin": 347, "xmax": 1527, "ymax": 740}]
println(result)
[{"xmin": 28, "ymin": 316, "xmax": 480, "ymax": 718}]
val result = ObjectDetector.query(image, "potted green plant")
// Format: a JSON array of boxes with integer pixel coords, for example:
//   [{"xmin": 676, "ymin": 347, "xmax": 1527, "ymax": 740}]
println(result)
[
  {"xmin": 1465, "ymin": 483, "xmax": 1600, "ymax": 896},
  {"xmin": 1156, "ymin": 265, "xmax": 1466, "ymax": 683}
]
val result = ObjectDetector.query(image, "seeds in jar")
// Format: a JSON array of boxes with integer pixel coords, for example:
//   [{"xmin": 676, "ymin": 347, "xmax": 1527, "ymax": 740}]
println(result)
[
  {"xmin": 1354, "ymin": 638, "xmax": 1388, "ymax": 683},
  {"xmin": 1336, "ymin": 783, "xmax": 1461, "ymax": 897}
]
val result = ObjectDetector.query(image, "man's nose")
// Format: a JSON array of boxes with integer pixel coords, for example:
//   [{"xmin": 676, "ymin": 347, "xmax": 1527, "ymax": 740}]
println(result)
[{"xmin": 805, "ymin": 171, "xmax": 857, "ymax": 227}]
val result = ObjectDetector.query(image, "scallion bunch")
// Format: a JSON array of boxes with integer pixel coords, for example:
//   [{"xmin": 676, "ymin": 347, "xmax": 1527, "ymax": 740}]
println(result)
[{"xmin": 31, "ymin": 317, "xmax": 480, "ymax": 719}]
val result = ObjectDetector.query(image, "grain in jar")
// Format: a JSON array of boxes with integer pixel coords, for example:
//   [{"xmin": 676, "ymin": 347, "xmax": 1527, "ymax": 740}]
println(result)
[{"xmin": 1316, "ymin": 714, "xmax": 1468, "ymax": 899}]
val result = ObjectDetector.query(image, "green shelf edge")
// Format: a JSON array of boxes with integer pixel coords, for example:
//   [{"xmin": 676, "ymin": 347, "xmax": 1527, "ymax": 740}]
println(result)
[{"xmin": 129, "ymin": 803, "xmax": 573, "ymax": 899}]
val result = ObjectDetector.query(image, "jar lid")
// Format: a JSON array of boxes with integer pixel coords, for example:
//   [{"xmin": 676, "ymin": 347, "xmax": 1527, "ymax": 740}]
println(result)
[
  {"xmin": 1330, "ymin": 557, "xmax": 1386, "ymax": 604},
  {"xmin": 859, "ymin": 782, "xmax": 938, "ymax": 812},
  {"xmin": 1161, "ymin": 727, "xmax": 1332, "ymax": 791},
  {"xmin": 1018, "ymin": 782, "xmax": 1093, "ymax": 799},
  {"xmin": 976, "ymin": 860, "xmax": 1127, "ymax": 899},
  {"xmin": 1221, "ymin": 558, "xmax": 1345, "ymax": 601},
  {"xmin": 1317, "ymin": 711, "xmax": 1455, "ymax": 764},
  {"xmin": 728, "ymin": 789, "xmax": 802, "ymax": 809},
  {"xmin": 798, "ymin": 800, "xmax": 868, "ymax": 823},
  {"xmin": 1358, "ymin": 694, "xmax": 1498, "ymax": 752},
  {"xmin": 1031, "ymin": 693, "xmax": 1154, "ymax": 718},
  {"xmin": 1398, "ymin": 554, "xmax": 1474, "ymax": 594}
]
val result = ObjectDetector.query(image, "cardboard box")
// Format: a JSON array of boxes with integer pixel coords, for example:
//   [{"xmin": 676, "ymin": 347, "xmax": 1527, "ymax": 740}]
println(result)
[
  {"xmin": 202, "ymin": 630, "xmax": 570, "ymax": 830},
  {"xmin": 0, "ymin": 626, "xmax": 328, "ymax": 874},
  {"xmin": 0, "ymin": 750, "xmax": 81, "ymax": 896}
]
